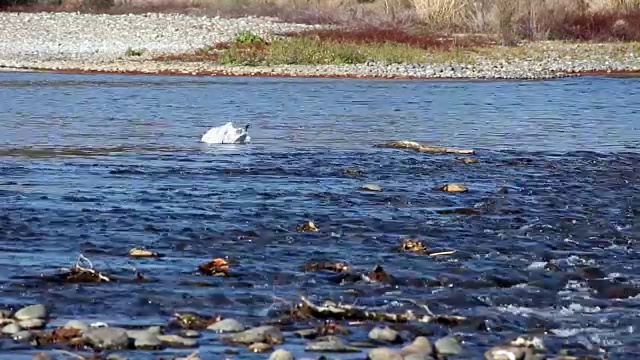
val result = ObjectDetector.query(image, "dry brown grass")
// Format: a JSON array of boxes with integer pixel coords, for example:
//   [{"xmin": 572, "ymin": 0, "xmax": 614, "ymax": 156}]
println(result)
[{"xmin": 2, "ymin": 0, "xmax": 640, "ymax": 42}]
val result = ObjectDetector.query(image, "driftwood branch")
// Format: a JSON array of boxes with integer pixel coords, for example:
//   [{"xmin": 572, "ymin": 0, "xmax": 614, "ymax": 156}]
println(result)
[
  {"xmin": 298, "ymin": 296, "xmax": 417, "ymax": 322},
  {"xmin": 374, "ymin": 140, "xmax": 475, "ymax": 155},
  {"xmin": 298, "ymin": 296, "xmax": 469, "ymax": 326},
  {"xmin": 59, "ymin": 253, "xmax": 112, "ymax": 283}
]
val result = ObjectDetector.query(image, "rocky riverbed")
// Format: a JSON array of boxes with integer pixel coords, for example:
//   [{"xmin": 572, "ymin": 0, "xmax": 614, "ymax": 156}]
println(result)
[{"xmin": 1, "ymin": 11, "xmax": 640, "ymax": 79}]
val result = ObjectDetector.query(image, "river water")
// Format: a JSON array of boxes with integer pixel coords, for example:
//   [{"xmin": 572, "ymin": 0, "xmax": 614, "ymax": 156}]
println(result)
[{"xmin": 0, "ymin": 72, "xmax": 639, "ymax": 359}]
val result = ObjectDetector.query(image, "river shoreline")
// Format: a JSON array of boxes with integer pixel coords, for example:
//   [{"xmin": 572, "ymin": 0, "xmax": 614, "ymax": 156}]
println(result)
[
  {"xmin": 1, "ymin": 12, "xmax": 640, "ymax": 80},
  {"xmin": 2, "ymin": 64, "xmax": 640, "ymax": 80}
]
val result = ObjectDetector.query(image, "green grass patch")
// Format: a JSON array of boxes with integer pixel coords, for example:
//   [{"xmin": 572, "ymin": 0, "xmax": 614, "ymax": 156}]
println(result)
[
  {"xmin": 125, "ymin": 47, "xmax": 145, "ymax": 57},
  {"xmin": 152, "ymin": 30, "xmax": 490, "ymax": 66},
  {"xmin": 214, "ymin": 36, "xmax": 429, "ymax": 65}
]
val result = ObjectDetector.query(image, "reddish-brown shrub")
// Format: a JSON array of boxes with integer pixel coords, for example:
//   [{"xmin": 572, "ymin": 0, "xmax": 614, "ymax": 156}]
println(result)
[
  {"xmin": 549, "ymin": 10, "xmax": 640, "ymax": 41},
  {"xmin": 287, "ymin": 27, "xmax": 493, "ymax": 49}
]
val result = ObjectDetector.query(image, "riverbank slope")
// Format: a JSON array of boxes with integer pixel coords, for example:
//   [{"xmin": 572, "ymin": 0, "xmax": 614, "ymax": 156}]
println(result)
[{"xmin": 1, "ymin": 11, "xmax": 640, "ymax": 79}]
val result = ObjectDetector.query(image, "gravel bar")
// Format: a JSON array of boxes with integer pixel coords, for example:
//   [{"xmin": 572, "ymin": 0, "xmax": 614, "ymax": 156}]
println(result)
[{"xmin": 1, "ymin": 11, "xmax": 640, "ymax": 79}]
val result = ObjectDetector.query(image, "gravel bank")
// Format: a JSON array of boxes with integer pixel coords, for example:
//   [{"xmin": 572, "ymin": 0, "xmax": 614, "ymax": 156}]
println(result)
[{"xmin": 1, "ymin": 11, "xmax": 640, "ymax": 79}]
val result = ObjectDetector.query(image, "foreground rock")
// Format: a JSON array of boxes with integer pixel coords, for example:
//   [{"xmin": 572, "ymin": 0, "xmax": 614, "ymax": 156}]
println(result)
[
  {"xmin": 306, "ymin": 335, "xmax": 359, "ymax": 352},
  {"xmin": 221, "ymin": 325, "xmax": 284, "ymax": 345},
  {"xmin": 82, "ymin": 327, "xmax": 130, "ymax": 350},
  {"xmin": 207, "ymin": 318, "xmax": 245, "ymax": 333},
  {"xmin": 368, "ymin": 336, "xmax": 435, "ymax": 359},
  {"xmin": 14, "ymin": 304, "xmax": 48, "ymax": 320},
  {"xmin": 368, "ymin": 326, "xmax": 401, "ymax": 343},
  {"xmin": 269, "ymin": 349, "xmax": 295, "ymax": 360}
]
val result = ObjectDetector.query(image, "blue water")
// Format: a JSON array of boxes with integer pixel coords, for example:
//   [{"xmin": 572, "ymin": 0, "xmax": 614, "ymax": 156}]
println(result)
[{"xmin": 0, "ymin": 72, "xmax": 639, "ymax": 359}]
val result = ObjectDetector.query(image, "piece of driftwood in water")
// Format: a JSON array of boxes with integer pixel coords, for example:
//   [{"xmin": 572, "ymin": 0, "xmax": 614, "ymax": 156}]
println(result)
[
  {"xmin": 57, "ymin": 254, "xmax": 112, "ymax": 283},
  {"xmin": 374, "ymin": 140, "xmax": 475, "ymax": 155},
  {"xmin": 402, "ymin": 299, "xmax": 469, "ymax": 326},
  {"xmin": 298, "ymin": 296, "xmax": 418, "ymax": 322},
  {"xmin": 298, "ymin": 296, "xmax": 470, "ymax": 327}
]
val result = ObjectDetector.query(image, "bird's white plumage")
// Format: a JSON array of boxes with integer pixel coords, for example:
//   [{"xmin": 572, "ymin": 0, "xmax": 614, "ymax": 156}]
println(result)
[{"xmin": 201, "ymin": 122, "xmax": 251, "ymax": 144}]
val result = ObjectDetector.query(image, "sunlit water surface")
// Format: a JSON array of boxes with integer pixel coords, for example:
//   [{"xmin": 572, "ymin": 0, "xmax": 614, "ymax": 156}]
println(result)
[{"xmin": 0, "ymin": 72, "xmax": 639, "ymax": 359}]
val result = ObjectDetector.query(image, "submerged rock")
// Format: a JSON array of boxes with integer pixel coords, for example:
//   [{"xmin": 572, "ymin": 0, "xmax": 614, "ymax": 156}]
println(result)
[
  {"xmin": 361, "ymin": 184, "xmax": 382, "ymax": 192},
  {"xmin": 296, "ymin": 220, "xmax": 319, "ymax": 232},
  {"xmin": 485, "ymin": 345, "xmax": 530, "ymax": 360},
  {"xmin": 157, "ymin": 334, "xmax": 198, "ymax": 347},
  {"xmin": 207, "ymin": 318, "xmax": 245, "ymax": 333},
  {"xmin": 180, "ymin": 329, "xmax": 200, "ymax": 338},
  {"xmin": 249, "ymin": 342, "xmax": 273, "ymax": 352},
  {"xmin": 129, "ymin": 330, "xmax": 162, "ymax": 349},
  {"xmin": 305, "ymin": 335, "xmax": 359, "ymax": 352},
  {"xmin": 398, "ymin": 336, "xmax": 434, "ymax": 358},
  {"xmin": 435, "ymin": 336, "xmax": 463, "ymax": 355},
  {"xmin": 456, "ymin": 156, "xmax": 478, "ymax": 164},
  {"xmin": 268, "ymin": 349, "xmax": 295, "ymax": 360},
  {"xmin": 368, "ymin": 347, "xmax": 403, "ymax": 360},
  {"xmin": 63, "ymin": 320, "xmax": 89, "ymax": 332},
  {"xmin": 13, "ymin": 329, "xmax": 34, "ymax": 342},
  {"xmin": 129, "ymin": 247, "xmax": 162, "ymax": 258},
  {"xmin": 2, "ymin": 322, "xmax": 21, "ymax": 335},
  {"xmin": 221, "ymin": 325, "xmax": 283, "ymax": 345},
  {"xmin": 82, "ymin": 327, "xmax": 130, "ymax": 350},
  {"xmin": 368, "ymin": 326, "xmax": 401, "ymax": 343},
  {"xmin": 435, "ymin": 183, "xmax": 468, "ymax": 193},
  {"xmin": 18, "ymin": 318, "xmax": 45, "ymax": 329},
  {"xmin": 32, "ymin": 353, "xmax": 54, "ymax": 360}
]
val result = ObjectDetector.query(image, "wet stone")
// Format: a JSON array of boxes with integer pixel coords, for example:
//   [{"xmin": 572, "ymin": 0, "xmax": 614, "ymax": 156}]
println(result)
[
  {"xmin": 82, "ymin": 327, "xmax": 130, "ymax": 350},
  {"xmin": 157, "ymin": 334, "xmax": 198, "ymax": 347},
  {"xmin": 398, "ymin": 336, "xmax": 434, "ymax": 357},
  {"xmin": 249, "ymin": 341, "xmax": 273, "ymax": 352},
  {"xmin": 361, "ymin": 184, "xmax": 382, "ymax": 192},
  {"xmin": 434, "ymin": 336, "xmax": 463, "ymax": 355},
  {"xmin": 14, "ymin": 304, "xmax": 47, "ymax": 320},
  {"xmin": 2, "ymin": 322, "xmax": 21, "ymax": 335},
  {"xmin": 485, "ymin": 345, "xmax": 530, "ymax": 360},
  {"xmin": 130, "ymin": 330, "xmax": 162, "ymax": 349},
  {"xmin": 368, "ymin": 347, "xmax": 403, "ymax": 360},
  {"xmin": 13, "ymin": 330, "xmax": 34, "ymax": 342},
  {"xmin": 18, "ymin": 318, "xmax": 45, "ymax": 329},
  {"xmin": 268, "ymin": 349, "xmax": 295, "ymax": 360},
  {"xmin": 436, "ymin": 183, "xmax": 468, "ymax": 193},
  {"xmin": 64, "ymin": 320, "xmax": 89, "ymax": 332},
  {"xmin": 105, "ymin": 355, "xmax": 128, "ymax": 360},
  {"xmin": 32, "ymin": 353, "xmax": 53, "ymax": 360},
  {"xmin": 305, "ymin": 335, "xmax": 360, "ymax": 352},
  {"xmin": 456, "ymin": 156, "xmax": 478, "ymax": 164},
  {"xmin": 295, "ymin": 328, "xmax": 318, "ymax": 338},
  {"xmin": 180, "ymin": 329, "xmax": 200, "ymax": 338},
  {"xmin": 368, "ymin": 326, "xmax": 401, "ymax": 343},
  {"xmin": 221, "ymin": 325, "xmax": 283, "ymax": 345},
  {"xmin": 207, "ymin": 318, "xmax": 245, "ymax": 333},
  {"xmin": 0, "ymin": 309, "xmax": 11, "ymax": 318}
]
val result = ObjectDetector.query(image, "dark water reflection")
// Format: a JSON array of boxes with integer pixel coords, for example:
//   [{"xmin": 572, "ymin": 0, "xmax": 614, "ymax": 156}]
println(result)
[{"xmin": 0, "ymin": 72, "xmax": 639, "ymax": 359}]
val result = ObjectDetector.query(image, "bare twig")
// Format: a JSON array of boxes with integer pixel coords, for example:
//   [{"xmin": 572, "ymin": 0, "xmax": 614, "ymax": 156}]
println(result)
[{"xmin": 429, "ymin": 250, "xmax": 457, "ymax": 256}]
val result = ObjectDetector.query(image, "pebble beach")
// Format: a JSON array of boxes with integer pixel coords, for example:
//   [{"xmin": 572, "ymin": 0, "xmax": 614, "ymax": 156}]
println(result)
[{"xmin": 1, "ymin": 11, "xmax": 640, "ymax": 79}]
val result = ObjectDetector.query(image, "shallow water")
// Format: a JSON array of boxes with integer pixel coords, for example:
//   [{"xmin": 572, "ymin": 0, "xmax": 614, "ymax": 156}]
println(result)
[{"xmin": 0, "ymin": 72, "xmax": 639, "ymax": 359}]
